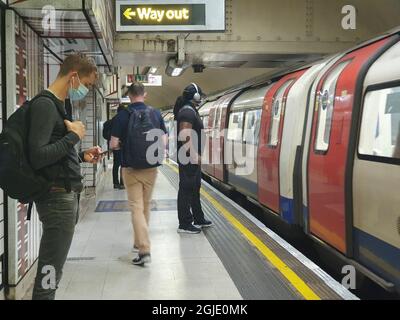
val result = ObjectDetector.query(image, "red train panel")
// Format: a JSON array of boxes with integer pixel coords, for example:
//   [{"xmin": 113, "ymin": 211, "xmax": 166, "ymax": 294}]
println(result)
[
  {"xmin": 307, "ymin": 38, "xmax": 389, "ymax": 254},
  {"xmin": 258, "ymin": 70, "xmax": 306, "ymax": 213}
]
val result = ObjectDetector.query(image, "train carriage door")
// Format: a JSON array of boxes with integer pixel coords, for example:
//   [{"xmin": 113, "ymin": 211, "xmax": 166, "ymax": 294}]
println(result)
[
  {"xmin": 212, "ymin": 101, "xmax": 223, "ymax": 180},
  {"xmin": 353, "ymin": 38, "xmax": 400, "ymax": 289},
  {"xmin": 214, "ymin": 93, "xmax": 237, "ymax": 182},
  {"xmin": 307, "ymin": 38, "xmax": 389, "ymax": 254},
  {"xmin": 258, "ymin": 71, "xmax": 304, "ymax": 214},
  {"xmin": 242, "ymin": 108, "xmax": 262, "ymax": 198},
  {"xmin": 203, "ymin": 104, "xmax": 216, "ymax": 176},
  {"xmin": 227, "ymin": 111, "xmax": 245, "ymax": 186}
]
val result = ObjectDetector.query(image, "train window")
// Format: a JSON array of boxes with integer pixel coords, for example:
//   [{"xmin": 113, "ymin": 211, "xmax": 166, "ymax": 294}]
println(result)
[
  {"xmin": 227, "ymin": 112, "xmax": 244, "ymax": 141},
  {"xmin": 212, "ymin": 107, "xmax": 222, "ymax": 138},
  {"xmin": 268, "ymin": 80, "xmax": 293, "ymax": 147},
  {"xmin": 215, "ymin": 107, "xmax": 222, "ymax": 127},
  {"xmin": 314, "ymin": 60, "xmax": 350, "ymax": 153},
  {"xmin": 359, "ymin": 85, "xmax": 400, "ymax": 160},
  {"xmin": 203, "ymin": 116, "xmax": 209, "ymax": 129},
  {"xmin": 244, "ymin": 109, "xmax": 262, "ymax": 145}
]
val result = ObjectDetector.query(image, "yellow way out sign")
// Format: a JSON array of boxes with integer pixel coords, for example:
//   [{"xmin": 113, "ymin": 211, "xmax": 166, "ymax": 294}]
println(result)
[
  {"xmin": 116, "ymin": 0, "xmax": 225, "ymax": 32},
  {"xmin": 119, "ymin": 4, "xmax": 205, "ymax": 27},
  {"xmin": 123, "ymin": 7, "xmax": 190, "ymax": 22}
]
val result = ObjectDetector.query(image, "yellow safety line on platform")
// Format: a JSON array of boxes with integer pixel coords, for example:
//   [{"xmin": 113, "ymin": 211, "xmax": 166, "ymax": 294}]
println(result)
[{"xmin": 165, "ymin": 162, "xmax": 321, "ymax": 300}]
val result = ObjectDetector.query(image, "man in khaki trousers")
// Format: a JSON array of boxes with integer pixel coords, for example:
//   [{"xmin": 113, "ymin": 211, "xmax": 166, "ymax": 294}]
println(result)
[
  {"xmin": 122, "ymin": 167, "xmax": 158, "ymax": 257},
  {"xmin": 110, "ymin": 83, "xmax": 167, "ymax": 265}
]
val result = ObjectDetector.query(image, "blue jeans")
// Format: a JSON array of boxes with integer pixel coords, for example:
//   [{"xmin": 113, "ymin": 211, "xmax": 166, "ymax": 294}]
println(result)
[{"xmin": 32, "ymin": 191, "xmax": 79, "ymax": 300}]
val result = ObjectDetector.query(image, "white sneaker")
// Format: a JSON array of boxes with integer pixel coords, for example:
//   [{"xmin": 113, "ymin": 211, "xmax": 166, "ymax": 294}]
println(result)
[
  {"xmin": 132, "ymin": 254, "xmax": 151, "ymax": 266},
  {"xmin": 132, "ymin": 246, "xmax": 139, "ymax": 253}
]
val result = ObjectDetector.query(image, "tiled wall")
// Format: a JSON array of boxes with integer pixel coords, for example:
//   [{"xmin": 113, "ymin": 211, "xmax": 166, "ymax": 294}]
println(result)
[
  {"xmin": 78, "ymin": 90, "xmax": 96, "ymax": 188},
  {"xmin": 79, "ymin": 90, "xmax": 106, "ymax": 188},
  {"xmin": 5, "ymin": 13, "xmax": 45, "ymax": 290},
  {"xmin": 2, "ymin": 9, "xmax": 108, "ymax": 298},
  {"xmin": 76, "ymin": 89, "xmax": 108, "ymax": 190},
  {"xmin": 0, "ymin": 6, "xmax": 4, "ymax": 296},
  {"xmin": 95, "ymin": 89, "xmax": 107, "ymax": 185}
]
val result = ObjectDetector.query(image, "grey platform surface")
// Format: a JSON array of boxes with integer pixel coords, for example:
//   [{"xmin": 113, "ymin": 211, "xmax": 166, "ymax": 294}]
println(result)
[
  {"xmin": 25, "ymin": 168, "xmax": 242, "ymax": 300},
  {"xmin": 23, "ymin": 162, "xmax": 354, "ymax": 300},
  {"xmin": 161, "ymin": 165, "xmax": 301, "ymax": 300},
  {"xmin": 161, "ymin": 163, "xmax": 356, "ymax": 300}
]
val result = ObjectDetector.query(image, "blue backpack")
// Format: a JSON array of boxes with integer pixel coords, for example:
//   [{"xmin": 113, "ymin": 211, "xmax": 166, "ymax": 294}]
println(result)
[{"xmin": 123, "ymin": 106, "xmax": 164, "ymax": 169}]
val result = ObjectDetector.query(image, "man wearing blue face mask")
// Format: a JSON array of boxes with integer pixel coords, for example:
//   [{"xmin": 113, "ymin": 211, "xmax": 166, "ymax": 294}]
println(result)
[{"xmin": 28, "ymin": 53, "xmax": 103, "ymax": 300}]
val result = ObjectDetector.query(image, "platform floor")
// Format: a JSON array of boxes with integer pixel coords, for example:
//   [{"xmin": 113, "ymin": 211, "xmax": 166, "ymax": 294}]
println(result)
[
  {"xmin": 53, "ymin": 167, "xmax": 242, "ymax": 300},
  {"xmin": 23, "ymin": 162, "xmax": 358, "ymax": 300}
]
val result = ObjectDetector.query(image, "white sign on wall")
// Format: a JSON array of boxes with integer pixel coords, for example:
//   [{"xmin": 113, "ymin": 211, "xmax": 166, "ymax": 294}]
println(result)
[
  {"xmin": 146, "ymin": 74, "xmax": 163, "ymax": 86},
  {"xmin": 126, "ymin": 74, "xmax": 163, "ymax": 87}
]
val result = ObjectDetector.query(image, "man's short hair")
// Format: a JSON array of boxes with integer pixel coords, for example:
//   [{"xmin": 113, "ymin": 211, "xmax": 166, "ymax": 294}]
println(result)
[
  {"xmin": 127, "ymin": 82, "xmax": 145, "ymax": 97},
  {"xmin": 58, "ymin": 53, "xmax": 97, "ymax": 77}
]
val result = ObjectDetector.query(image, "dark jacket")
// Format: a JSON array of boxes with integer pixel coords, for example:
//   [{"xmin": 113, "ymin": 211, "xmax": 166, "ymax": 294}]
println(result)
[{"xmin": 28, "ymin": 91, "xmax": 84, "ymax": 192}]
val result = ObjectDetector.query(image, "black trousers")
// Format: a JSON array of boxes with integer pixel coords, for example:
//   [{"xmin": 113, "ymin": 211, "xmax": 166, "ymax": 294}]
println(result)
[
  {"xmin": 178, "ymin": 164, "xmax": 205, "ymax": 226},
  {"xmin": 113, "ymin": 150, "xmax": 123, "ymax": 185}
]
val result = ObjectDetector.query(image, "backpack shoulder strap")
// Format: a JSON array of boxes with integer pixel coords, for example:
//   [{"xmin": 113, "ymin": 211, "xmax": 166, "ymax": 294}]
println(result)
[
  {"xmin": 179, "ymin": 105, "xmax": 196, "ymax": 114},
  {"xmin": 146, "ymin": 106, "xmax": 160, "ymax": 127},
  {"xmin": 126, "ymin": 106, "xmax": 137, "ymax": 117},
  {"xmin": 28, "ymin": 91, "xmax": 68, "ymax": 121}
]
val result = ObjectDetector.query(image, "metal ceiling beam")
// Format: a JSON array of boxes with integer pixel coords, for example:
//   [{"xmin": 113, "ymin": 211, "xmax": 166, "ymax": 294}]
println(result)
[
  {"xmin": 82, "ymin": 0, "xmax": 111, "ymax": 72},
  {"xmin": 9, "ymin": 7, "xmax": 63, "ymax": 63}
]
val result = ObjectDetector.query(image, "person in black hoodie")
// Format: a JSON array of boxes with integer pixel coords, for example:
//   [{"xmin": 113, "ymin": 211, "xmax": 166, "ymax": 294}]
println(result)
[
  {"xmin": 103, "ymin": 105, "xmax": 126, "ymax": 189},
  {"xmin": 174, "ymin": 83, "xmax": 213, "ymax": 234},
  {"xmin": 29, "ymin": 53, "xmax": 103, "ymax": 300}
]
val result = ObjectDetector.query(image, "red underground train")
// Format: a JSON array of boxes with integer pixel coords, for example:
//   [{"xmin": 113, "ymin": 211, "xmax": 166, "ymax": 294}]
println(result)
[{"xmin": 163, "ymin": 29, "xmax": 400, "ymax": 294}]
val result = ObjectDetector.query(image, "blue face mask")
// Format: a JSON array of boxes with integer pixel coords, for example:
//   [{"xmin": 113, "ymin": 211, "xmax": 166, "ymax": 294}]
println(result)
[{"xmin": 69, "ymin": 75, "xmax": 89, "ymax": 101}]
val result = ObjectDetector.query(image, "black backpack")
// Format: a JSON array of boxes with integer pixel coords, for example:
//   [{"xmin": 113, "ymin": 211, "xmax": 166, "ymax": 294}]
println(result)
[
  {"xmin": 102, "ymin": 119, "xmax": 112, "ymax": 141},
  {"xmin": 0, "ymin": 92, "xmax": 69, "ymax": 210},
  {"xmin": 123, "ymin": 107, "xmax": 164, "ymax": 169}
]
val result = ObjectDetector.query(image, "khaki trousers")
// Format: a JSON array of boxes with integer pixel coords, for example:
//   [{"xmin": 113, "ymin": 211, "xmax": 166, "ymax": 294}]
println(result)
[{"xmin": 122, "ymin": 167, "xmax": 158, "ymax": 254}]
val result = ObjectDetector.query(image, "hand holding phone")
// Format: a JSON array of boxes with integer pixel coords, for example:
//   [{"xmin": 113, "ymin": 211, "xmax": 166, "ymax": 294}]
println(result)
[{"xmin": 83, "ymin": 146, "xmax": 104, "ymax": 164}]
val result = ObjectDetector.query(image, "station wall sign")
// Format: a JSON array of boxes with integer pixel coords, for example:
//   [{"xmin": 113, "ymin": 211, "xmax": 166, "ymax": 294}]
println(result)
[
  {"xmin": 116, "ymin": 0, "xmax": 225, "ymax": 32},
  {"xmin": 126, "ymin": 74, "xmax": 163, "ymax": 87}
]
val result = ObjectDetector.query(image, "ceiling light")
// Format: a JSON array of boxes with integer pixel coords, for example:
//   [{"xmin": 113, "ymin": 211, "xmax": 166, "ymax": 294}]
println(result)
[
  {"xmin": 165, "ymin": 58, "xmax": 189, "ymax": 77},
  {"xmin": 149, "ymin": 67, "xmax": 158, "ymax": 74},
  {"xmin": 171, "ymin": 67, "xmax": 183, "ymax": 77}
]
